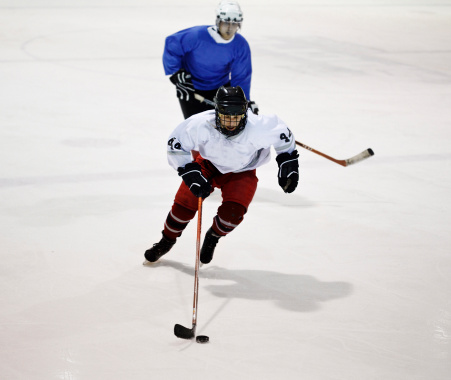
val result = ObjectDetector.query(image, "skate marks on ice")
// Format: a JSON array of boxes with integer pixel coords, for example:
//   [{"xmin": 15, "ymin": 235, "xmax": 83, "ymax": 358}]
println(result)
[
  {"xmin": 151, "ymin": 260, "xmax": 352, "ymax": 313},
  {"xmin": 61, "ymin": 138, "xmax": 122, "ymax": 148},
  {"xmin": 251, "ymin": 187, "xmax": 317, "ymax": 209},
  {"xmin": 1, "ymin": 194, "xmax": 154, "ymax": 226},
  {"xmin": 19, "ymin": 28, "xmax": 157, "ymax": 79},
  {"xmin": 0, "ymin": 170, "xmax": 168, "ymax": 188},
  {"xmin": 258, "ymin": 34, "xmax": 451, "ymax": 81}
]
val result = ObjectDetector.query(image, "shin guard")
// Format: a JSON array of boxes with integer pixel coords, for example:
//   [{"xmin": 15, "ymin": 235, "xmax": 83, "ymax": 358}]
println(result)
[
  {"xmin": 212, "ymin": 202, "xmax": 246, "ymax": 237},
  {"xmin": 163, "ymin": 203, "xmax": 196, "ymax": 241}
]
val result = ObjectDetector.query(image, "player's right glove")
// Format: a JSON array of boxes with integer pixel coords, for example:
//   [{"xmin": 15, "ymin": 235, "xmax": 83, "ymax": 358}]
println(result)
[
  {"xmin": 169, "ymin": 69, "xmax": 195, "ymax": 102},
  {"xmin": 178, "ymin": 162, "xmax": 212, "ymax": 199},
  {"xmin": 276, "ymin": 150, "xmax": 299, "ymax": 193}
]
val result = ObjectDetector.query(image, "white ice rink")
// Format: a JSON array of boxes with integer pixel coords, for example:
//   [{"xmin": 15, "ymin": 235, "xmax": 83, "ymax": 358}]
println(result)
[{"xmin": 1, "ymin": 0, "xmax": 450, "ymax": 379}]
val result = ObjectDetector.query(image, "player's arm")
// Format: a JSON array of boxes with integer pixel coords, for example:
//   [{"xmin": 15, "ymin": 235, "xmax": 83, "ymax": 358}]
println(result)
[
  {"xmin": 163, "ymin": 35, "xmax": 184, "ymax": 75},
  {"xmin": 230, "ymin": 39, "xmax": 258, "ymax": 113},
  {"xmin": 163, "ymin": 30, "xmax": 198, "ymax": 100},
  {"xmin": 272, "ymin": 122, "xmax": 299, "ymax": 194},
  {"xmin": 167, "ymin": 124, "xmax": 211, "ymax": 198},
  {"xmin": 167, "ymin": 135, "xmax": 192, "ymax": 170}
]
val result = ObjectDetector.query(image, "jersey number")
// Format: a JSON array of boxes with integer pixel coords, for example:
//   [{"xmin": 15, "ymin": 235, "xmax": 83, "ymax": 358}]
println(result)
[
  {"xmin": 168, "ymin": 137, "xmax": 181, "ymax": 150},
  {"xmin": 280, "ymin": 128, "xmax": 292, "ymax": 143}
]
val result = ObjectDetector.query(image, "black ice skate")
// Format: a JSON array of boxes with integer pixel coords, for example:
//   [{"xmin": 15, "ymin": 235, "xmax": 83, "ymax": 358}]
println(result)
[
  {"xmin": 144, "ymin": 232, "xmax": 176, "ymax": 263},
  {"xmin": 200, "ymin": 228, "xmax": 222, "ymax": 264}
]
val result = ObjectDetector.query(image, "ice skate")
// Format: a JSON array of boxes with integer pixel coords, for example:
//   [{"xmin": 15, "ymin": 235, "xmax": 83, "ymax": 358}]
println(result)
[
  {"xmin": 144, "ymin": 232, "xmax": 176, "ymax": 264},
  {"xmin": 200, "ymin": 228, "xmax": 221, "ymax": 264}
]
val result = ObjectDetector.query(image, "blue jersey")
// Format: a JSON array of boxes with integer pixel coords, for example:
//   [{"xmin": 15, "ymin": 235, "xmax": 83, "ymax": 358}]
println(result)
[{"xmin": 163, "ymin": 25, "xmax": 252, "ymax": 99}]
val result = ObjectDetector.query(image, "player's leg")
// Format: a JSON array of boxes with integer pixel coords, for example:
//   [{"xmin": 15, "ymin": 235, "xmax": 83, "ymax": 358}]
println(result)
[
  {"xmin": 144, "ymin": 158, "xmax": 218, "ymax": 263},
  {"xmin": 144, "ymin": 183, "xmax": 198, "ymax": 262},
  {"xmin": 200, "ymin": 170, "xmax": 258, "ymax": 264}
]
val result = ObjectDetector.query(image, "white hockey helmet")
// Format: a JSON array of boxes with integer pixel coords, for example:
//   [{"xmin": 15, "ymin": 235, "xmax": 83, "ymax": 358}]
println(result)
[{"xmin": 215, "ymin": 1, "xmax": 243, "ymax": 27}]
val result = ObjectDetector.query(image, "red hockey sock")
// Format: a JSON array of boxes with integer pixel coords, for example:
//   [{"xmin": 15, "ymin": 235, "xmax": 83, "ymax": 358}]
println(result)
[
  {"xmin": 163, "ymin": 203, "xmax": 197, "ymax": 240},
  {"xmin": 212, "ymin": 202, "xmax": 246, "ymax": 237}
]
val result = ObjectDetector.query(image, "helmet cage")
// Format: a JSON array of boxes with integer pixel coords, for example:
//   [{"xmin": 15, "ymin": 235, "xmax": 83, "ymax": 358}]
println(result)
[
  {"xmin": 216, "ymin": 19, "xmax": 242, "ymax": 29},
  {"xmin": 214, "ymin": 86, "xmax": 248, "ymax": 137}
]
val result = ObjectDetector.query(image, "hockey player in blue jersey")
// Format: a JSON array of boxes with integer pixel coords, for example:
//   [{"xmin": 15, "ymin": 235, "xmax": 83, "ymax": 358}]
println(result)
[{"xmin": 163, "ymin": 1, "xmax": 259, "ymax": 119}]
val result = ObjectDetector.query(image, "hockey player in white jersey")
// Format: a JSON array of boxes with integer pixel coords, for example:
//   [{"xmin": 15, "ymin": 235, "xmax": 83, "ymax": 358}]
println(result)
[{"xmin": 144, "ymin": 86, "xmax": 299, "ymax": 264}]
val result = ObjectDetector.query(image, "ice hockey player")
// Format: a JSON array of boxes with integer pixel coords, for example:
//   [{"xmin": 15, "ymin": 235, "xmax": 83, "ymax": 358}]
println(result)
[
  {"xmin": 162, "ymin": 1, "xmax": 259, "ymax": 120},
  {"xmin": 144, "ymin": 86, "xmax": 298, "ymax": 265}
]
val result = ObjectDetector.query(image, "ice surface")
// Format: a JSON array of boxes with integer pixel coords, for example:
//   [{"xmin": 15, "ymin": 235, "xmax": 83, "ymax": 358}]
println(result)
[{"xmin": 1, "ymin": 1, "xmax": 450, "ymax": 379}]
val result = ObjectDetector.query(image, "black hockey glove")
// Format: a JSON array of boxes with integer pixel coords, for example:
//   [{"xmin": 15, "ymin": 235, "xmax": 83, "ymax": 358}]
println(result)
[
  {"xmin": 177, "ymin": 162, "xmax": 212, "ymax": 199},
  {"xmin": 169, "ymin": 69, "xmax": 195, "ymax": 102},
  {"xmin": 276, "ymin": 150, "xmax": 299, "ymax": 193},
  {"xmin": 248, "ymin": 101, "xmax": 259, "ymax": 115}
]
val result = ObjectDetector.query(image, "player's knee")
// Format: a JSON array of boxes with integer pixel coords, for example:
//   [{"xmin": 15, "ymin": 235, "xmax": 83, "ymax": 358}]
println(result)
[{"xmin": 217, "ymin": 202, "xmax": 246, "ymax": 225}]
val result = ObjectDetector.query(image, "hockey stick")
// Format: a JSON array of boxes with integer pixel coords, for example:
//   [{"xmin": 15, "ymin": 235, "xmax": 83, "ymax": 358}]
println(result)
[
  {"xmin": 295, "ymin": 140, "xmax": 374, "ymax": 167},
  {"xmin": 194, "ymin": 93, "xmax": 215, "ymax": 107},
  {"xmin": 194, "ymin": 93, "xmax": 259, "ymax": 114},
  {"xmin": 194, "ymin": 93, "xmax": 373, "ymax": 166},
  {"xmin": 174, "ymin": 197, "xmax": 204, "ymax": 340}
]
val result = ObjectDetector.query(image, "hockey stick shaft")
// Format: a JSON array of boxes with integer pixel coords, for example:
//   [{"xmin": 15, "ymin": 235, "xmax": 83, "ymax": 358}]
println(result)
[
  {"xmin": 194, "ymin": 93, "xmax": 259, "ymax": 115},
  {"xmin": 193, "ymin": 95, "xmax": 374, "ymax": 167},
  {"xmin": 194, "ymin": 93, "xmax": 215, "ymax": 107},
  {"xmin": 174, "ymin": 197, "xmax": 203, "ymax": 340},
  {"xmin": 192, "ymin": 196, "xmax": 203, "ymax": 327},
  {"xmin": 295, "ymin": 140, "xmax": 374, "ymax": 167}
]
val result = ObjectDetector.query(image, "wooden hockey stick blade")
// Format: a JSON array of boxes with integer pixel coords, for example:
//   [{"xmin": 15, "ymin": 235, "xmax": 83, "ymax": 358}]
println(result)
[
  {"xmin": 344, "ymin": 148, "xmax": 374, "ymax": 166},
  {"xmin": 174, "ymin": 323, "xmax": 196, "ymax": 339},
  {"xmin": 295, "ymin": 140, "xmax": 374, "ymax": 167},
  {"xmin": 194, "ymin": 93, "xmax": 215, "ymax": 107}
]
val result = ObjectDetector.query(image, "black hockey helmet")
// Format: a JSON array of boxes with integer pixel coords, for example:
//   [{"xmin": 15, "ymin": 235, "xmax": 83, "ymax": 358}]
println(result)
[{"xmin": 214, "ymin": 86, "xmax": 248, "ymax": 137}]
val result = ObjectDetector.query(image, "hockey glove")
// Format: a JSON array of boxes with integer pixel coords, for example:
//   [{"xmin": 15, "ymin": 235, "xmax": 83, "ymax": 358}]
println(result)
[
  {"xmin": 178, "ymin": 162, "xmax": 212, "ymax": 199},
  {"xmin": 276, "ymin": 150, "xmax": 299, "ymax": 193},
  {"xmin": 169, "ymin": 69, "xmax": 195, "ymax": 102},
  {"xmin": 249, "ymin": 101, "xmax": 259, "ymax": 115}
]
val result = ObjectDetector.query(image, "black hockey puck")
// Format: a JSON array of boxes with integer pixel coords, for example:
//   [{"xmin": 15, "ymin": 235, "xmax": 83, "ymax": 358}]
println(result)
[{"xmin": 196, "ymin": 335, "xmax": 209, "ymax": 344}]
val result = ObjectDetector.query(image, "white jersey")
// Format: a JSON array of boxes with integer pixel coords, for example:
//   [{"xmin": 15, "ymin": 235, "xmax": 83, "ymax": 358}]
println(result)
[{"xmin": 167, "ymin": 110, "xmax": 296, "ymax": 174}]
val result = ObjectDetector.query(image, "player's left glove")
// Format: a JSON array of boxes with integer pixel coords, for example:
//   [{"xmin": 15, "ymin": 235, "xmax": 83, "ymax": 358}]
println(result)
[
  {"xmin": 248, "ymin": 101, "xmax": 259, "ymax": 115},
  {"xmin": 169, "ymin": 69, "xmax": 195, "ymax": 102},
  {"xmin": 276, "ymin": 150, "xmax": 299, "ymax": 193}
]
